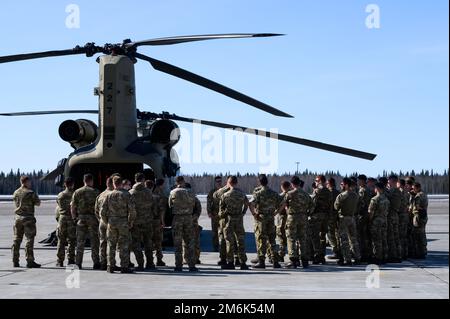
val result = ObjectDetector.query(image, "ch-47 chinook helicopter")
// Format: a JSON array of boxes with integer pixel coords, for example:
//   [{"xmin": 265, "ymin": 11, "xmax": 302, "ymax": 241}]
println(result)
[{"xmin": 0, "ymin": 33, "xmax": 376, "ymax": 189}]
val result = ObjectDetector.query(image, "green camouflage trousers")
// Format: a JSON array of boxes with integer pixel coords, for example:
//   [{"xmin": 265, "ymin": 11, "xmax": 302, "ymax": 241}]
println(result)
[
  {"xmin": 356, "ymin": 214, "xmax": 370, "ymax": 260},
  {"xmin": 369, "ymin": 216, "xmax": 386, "ymax": 261},
  {"xmin": 338, "ymin": 215, "xmax": 361, "ymax": 262},
  {"xmin": 398, "ymin": 212, "xmax": 410, "ymax": 259},
  {"xmin": 285, "ymin": 213, "xmax": 309, "ymax": 260},
  {"xmin": 192, "ymin": 218, "xmax": 201, "ymax": 262},
  {"xmin": 172, "ymin": 215, "xmax": 195, "ymax": 268},
  {"xmin": 152, "ymin": 219, "xmax": 163, "ymax": 260},
  {"xmin": 327, "ymin": 212, "xmax": 341, "ymax": 257},
  {"xmin": 107, "ymin": 222, "xmax": 131, "ymax": 268},
  {"xmin": 387, "ymin": 212, "xmax": 401, "ymax": 259},
  {"xmin": 99, "ymin": 221, "xmax": 107, "ymax": 265},
  {"xmin": 276, "ymin": 214, "xmax": 287, "ymax": 258},
  {"xmin": 12, "ymin": 216, "xmax": 36, "ymax": 263},
  {"xmin": 255, "ymin": 216, "xmax": 278, "ymax": 261},
  {"xmin": 75, "ymin": 216, "xmax": 100, "ymax": 265},
  {"xmin": 210, "ymin": 213, "xmax": 220, "ymax": 251},
  {"xmin": 411, "ymin": 215, "xmax": 427, "ymax": 258},
  {"xmin": 218, "ymin": 218, "xmax": 238, "ymax": 261},
  {"xmin": 131, "ymin": 223, "xmax": 153, "ymax": 267},
  {"xmin": 309, "ymin": 212, "xmax": 328, "ymax": 259},
  {"xmin": 224, "ymin": 216, "xmax": 247, "ymax": 263},
  {"xmin": 56, "ymin": 215, "xmax": 76, "ymax": 263}
]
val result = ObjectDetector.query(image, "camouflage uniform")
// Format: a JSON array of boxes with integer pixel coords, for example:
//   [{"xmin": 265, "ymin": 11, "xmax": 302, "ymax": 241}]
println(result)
[
  {"xmin": 284, "ymin": 188, "xmax": 313, "ymax": 262},
  {"xmin": 276, "ymin": 191, "xmax": 288, "ymax": 259},
  {"xmin": 334, "ymin": 190, "xmax": 361, "ymax": 263},
  {"xmin": 56, "ymin": 188, "xmax": 76, "ymax": 264},
  {"xmin": 100, "ymin": 189, "xmax": 136, "ymax": 268},
  {"xmin": 71, "ymin": 185, "xmax": 100, "ymax": 266},
  {"xmin": 368, "ymin": 193, "xmax": 389, "ymax": 261},
  {"xmin": 398, "ymin": 187, "xmax": 410, "ymax": 259},
  {"xmin": 95, "ymin": 188, "xmax": 112, "ymax": 267},
  {"xmin": 251, "ymin": 186, "xmax": 274, "ymax": 262},
  {"xmin": 327, "ymin": 187, "xmax": 341, "ymax": 258},
  {"xmin": 252, "ymin": 186, "xmax": 282, "ymax": 262},
  {"xmin": 129, "ymin": 182, "xmax": 155, "ymax": 267},
  {"xmin": 357, "ymin": 185, "xmax": 371, "ymax": 261},
  {"xmin": 12, "ymin": 186, "xmax": 41, "ymax": 264},
  {"xmin": 411, "ymin": 191, "xmax": 428, "ymax": 258},
  {"xmin": 219, "ymin": 188, "xmax": 249, "ymax": 264},
  {"xmin": 213, "ymin": 186, "xmax": 237, "ymax": 262},
  {"xmin": 386, "ymin": 188, "xmax": 402, "ymax": 260},
  {"xmin": 310, "ymin": 185, "xmax": 333, "ymax": 262},
  {"xmin": 190, "ymin": 196, "xmax": 202, "ymax": 262},
  {"xmin": 207, "ymin": 188, "xmax": 220, "ymax": 251},
  {"xmin": 152, "ymin": 187, "xmax": 167, "ymax": 262},
  {"xmin": 168, "ymin": 187, "xmax": 196, "ymax": 268}
]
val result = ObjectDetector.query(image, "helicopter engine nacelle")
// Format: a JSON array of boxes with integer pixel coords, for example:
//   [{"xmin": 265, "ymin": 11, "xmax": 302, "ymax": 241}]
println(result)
[
  {"xmin": 148, "ymin": 119, "xmax": 180, "ymax": 147},
  {"xmin": 59, "ymin": 119, "xmax": 98, "ymax": 149}
]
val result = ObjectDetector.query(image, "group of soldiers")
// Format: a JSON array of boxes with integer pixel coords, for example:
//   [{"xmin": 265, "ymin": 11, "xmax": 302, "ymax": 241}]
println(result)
[
  {"xmin": 11, "ymin": 172, "xmax": 428, "ymax": 273},
  {"xmin": 206, "ymin": 174, "xmax": 428, "ymax": 269}
]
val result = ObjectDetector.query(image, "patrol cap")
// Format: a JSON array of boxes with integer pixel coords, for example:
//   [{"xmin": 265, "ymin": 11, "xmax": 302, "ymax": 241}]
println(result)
[
  {"xmin": 388, "ymin": 174, "xmax": 398, "ymax": 181},
  {"xmin": 357, "ymin": 174, "xmax": 367, "ymax": 181},
  {"xmin": 375, "ymin": 182, "xmax": 385, "ymax": 190},
  {"xmin": 378, "ymin": 177, "xmax": 388, "ymax": 186},
  {"xmin": 185, "ymin": 183, "xmax": 192, "ymax": 189}
]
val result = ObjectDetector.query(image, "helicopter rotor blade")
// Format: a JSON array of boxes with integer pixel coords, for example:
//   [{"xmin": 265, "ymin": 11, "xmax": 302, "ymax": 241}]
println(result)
[
  {"xmin": 0, "ymin": 110, "xmax": 98, "ymax": 116},
  {"xmin": 135, "ymin": 53, "xmax": 293, "ymax": 118},
  {"xmin": 139, "ymin": 111, "xmax": 376, "ymax": 160},
  {"xmin": 127, "ymin": 33, "xmax": 284, "ymax": 47}
]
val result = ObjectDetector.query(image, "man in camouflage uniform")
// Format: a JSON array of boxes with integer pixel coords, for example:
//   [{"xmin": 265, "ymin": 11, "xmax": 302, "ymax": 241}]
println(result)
[
  {"xmin": 95, "ymin": 176, "xmax": 115, "ymax": 270},
  {"xmin": 276, "ymin": 181, "xmax": 291, "ymax": 262},
  {"xmin": 185, "ymin": 183, "xmax": 202, "ymax": 264},
  {"xmin": 71, "ymin": 173, "xmax": 100, "ymax": 270},
  {"xmin": 367, "ymin": 178, "xmax": 377, "ymax": 198},
  {"xmin": 12, "ymin": 175, "xmax": 41, "ymax": 268},
  {"xmin": 378, "ymin": 177, "xmax": 390, "ymax": 261},
  {"xmin": 219, "ymin": 176, "xmax": 250, "ymax": 270},
  {"xmin": 129, "ymin": 173, "xmax": 155, "ymax": 271},
  {"xmin": 56, "ymin": 177, "xmax": 76, "ymax": 267},
  {"xmin": 334, "ymin": 178, "xmax": 361, "ymax": 266},
  {"xmin": 356, "ymin": 174, "xmax": 371, "ymax": 262},
  {"xmin": 152, "ymin": 178, "xmax": 167, "ymax": 266},
  {"xmin": 405, "ymin": 177, "xmax": 416, "ymax": 258},
  {"xmin": 386, "ymin": 175, "xmax": 402, "ymax": 263},
  {"xmin": 281, "ymin": 176, "xmax": 312, "ymax": 269},
  {"xmin": 326, "ymin": 177, "xmax": 341, "ymax": 260},
  {"xmin": 368, "ymin": 182, "xmax": 390, "ymax": 264},
  {"xmin": 100, "ymin": 176, "xmax": 136, "ymax": 273},
  {"xmin": 207, "ymin": 176, "xmax": 223, "ymax": 252},
  {"xmin": 310, "ymin": 175, "xmax": 332, "ymax": 264},
  {"xmin": 411, "ymin": 183, "xmax": 428, "ymax": 259},
  {"xmin": 251, "ymin": 175, "xmax": 282, "ymax": 269},
  {"xmin": 398, "ymin": 179, "xmax": 410, "ymax": 260},
  {"xmin": 168, "ymin": 176, "xmax": 198, "ymax": 272}
]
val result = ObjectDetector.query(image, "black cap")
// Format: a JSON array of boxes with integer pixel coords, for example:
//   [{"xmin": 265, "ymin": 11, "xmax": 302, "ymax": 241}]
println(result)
[
  {"xmin": 357, "ymin": 174, "xmax": 367, "ymax": 181},
  {"xmin": 375, "ymin": 182, "xmax": 385, "ymax": 190}
]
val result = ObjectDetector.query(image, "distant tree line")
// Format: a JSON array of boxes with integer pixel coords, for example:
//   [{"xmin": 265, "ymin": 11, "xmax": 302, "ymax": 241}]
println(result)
[{"xmin": 1, "ymin": 168, "xmax": 447, "ymax": 195}]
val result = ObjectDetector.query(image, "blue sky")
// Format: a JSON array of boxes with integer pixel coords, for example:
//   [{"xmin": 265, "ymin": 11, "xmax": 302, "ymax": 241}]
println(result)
[{"xmin": 0, "ymin": 0, "xmax": 448, "ymax": 176}]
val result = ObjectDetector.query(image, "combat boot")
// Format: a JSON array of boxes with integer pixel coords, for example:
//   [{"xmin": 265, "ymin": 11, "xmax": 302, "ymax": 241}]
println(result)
[
  {"xmin": 253, "ymin": 258, "xmax": 266, "ymax": 269},
  {"xmin": 93, "ymin": 263, "xmax": 102, "ymax": 270},
  {"xmin": 273, "ymin": 261, "xmax": 281, "ymax": 269},
  {"xmin": 320, "ymin": 256, "xmax": 326, "ymax": 265},
  {"xmin": 145, "ymin": 262, "xmax": 156, "ymax": 270},
  {"xmin": 221, "ymin": 262, "xmax": 235, "ymax": 270},
  {"xmin": 301, "ymin": 259, "xmax": 309, "ymax": 269},
  {"xmin": 107, "ymin": 266, "xmax": 114, "ymax": 273},
  {"xmin": 56, "ymin": 261, "xmax": 64, "ymax": 267},
  {"xmin": 189, "ymin": 267, "xmax": 199, "ymax": 272},
  {"xmin": 76, "ymin": 263, "xmax": 82, "ymax": 270},
  {"xmin": 26, "ymin": 261, "xmax": 41, "ymax": 268},
  {"xmin": 156, "ymin": 258, "xmax": 166, "ymax": 267},
  {"xmin": 135, "ymin": 264, "xmax": 145, "ymax": 271},
  {"xmin": 13, "ymin": 262, "xmax": 20, "ymax": 268},
  {"xmin": 240, "ymin": 263, "xmax": 250, "ymax": 270},
  {"xmin": 174, "ymin": 266, "xmax": 183, "ymax": 272},
  {"xmin": 285, "ymin": 258, "xmax": 297, "ymax": 269},
  {"xmin": 234, "ymin": 257, "xmax": 241, "ymax": 266},
  {"xmin": 217, "ymin": 259, "xmax": 227, "ymax": 266},
  {"xmin": 196, "ymin": 259, "xmax": 201, "ymax": 264},
  {"xmin": 120, "ymin": 267, "xmax": 134, "ymax": 274},
  {"xmin": 67, "ymin": 259, "xmax": 75, "ymax": 265},
  {"xmin": 278, "ymin": 255, "xmax": 285, "ymax": 263},
  {"xmin": 100, "ymin": 263, "xmax": 107, "ymax": 271},
  {"xmin": 312, "ymin": 256, "xmax": 321, "ymax": 265}
]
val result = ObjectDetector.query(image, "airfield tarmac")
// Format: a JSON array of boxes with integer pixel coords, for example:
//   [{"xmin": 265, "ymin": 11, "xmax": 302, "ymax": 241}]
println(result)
[{"xmin": 0, "ymin": 197, "xmax": 448, "ymax": 299}]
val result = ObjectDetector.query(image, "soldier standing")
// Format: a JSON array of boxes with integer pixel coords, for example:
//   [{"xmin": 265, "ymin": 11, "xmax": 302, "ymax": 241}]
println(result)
[
  {"xmin": 398, "ymin": 178, "xmax": 410, "ymax": 260},
  {"xmin": 185, "ymin": 183, "xmax": 202, "ymax": 264},
  {"xmin": 152, "ymin": 179, "xmax": 167, "ymax": 266},
  {"xmin": 276, "ymin": 181, "xmax": 291, "ymax": 262},
  {"xmin": 168, "ymin": 176, "xmax": 198, "ymax": 272},
  {"xmin": 100, "ymin": 176, "xmax": 136, "ymax": 273},
  {"xmin": 251, "ymin": 175, "xmax": 282, "ymax": 269},
  {"xmin": 310, "ymin": 175, "xmax": 332, "ymax": 264},
  {"xmin": 281, "ymin": 176, "xmax": 313, "ymax": 269},
  {"xmin": 56, "ymin": 177, "xmax": 76, "ymax": 267},
  {"xmin": 368, "ymin": 182, "xmax": 390, "ymax": 265},
  {"xmin": 12, "ymin": 175, "xmax": 41, "ymax": 268},
  {"xmin": 95, "ymin": 176, "xmax": 114, "ymax": 270},
  {"xmin": 356, "ymin": 174, "xmax": 371, "ymax": 262},
  {"xmin": 411, "ymin": 182, "xmax": 428, "ymax": 259},
  {"xmin": 207, "ymin": 176, "xmax": 223, "ymax": 252},
  {"xmin": 129, "ymin": 173, "xmax": 155, "ymax": 271},
  {"xmin": 326, "ymin": 177, "xmax": 341, "ymax": 260},
  {"xmin": 219, "ymin": 176, "xmax": 250, "ymax": 270},
  {"xmin": 334, "ymin": 178, "xmax": 361, "ymax": 266},
  {"xmin": 71, "ymin": 173, "xmax": 100, "ymax": 270},
  {"xmin": 213, "ymin": 181, "xmax": 232, "ymax": 266},
  {"xmin": 386, "ymin": 175, "xmax": 402, "ymax": 263}
]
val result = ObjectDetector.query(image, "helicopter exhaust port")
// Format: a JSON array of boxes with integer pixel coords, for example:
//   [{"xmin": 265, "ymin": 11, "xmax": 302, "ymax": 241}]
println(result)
[
  {"xmin": 148, "ymin": 119, "xmax": 180, "ymax": 147},
  {"xmin": 58, "ymin": 119, "xmax": 98, "ymax": 149}
]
